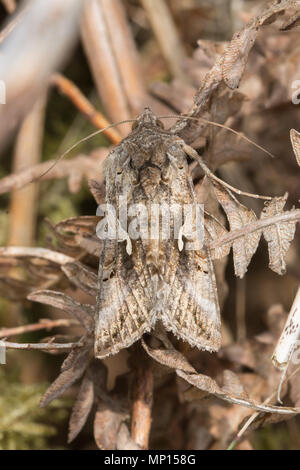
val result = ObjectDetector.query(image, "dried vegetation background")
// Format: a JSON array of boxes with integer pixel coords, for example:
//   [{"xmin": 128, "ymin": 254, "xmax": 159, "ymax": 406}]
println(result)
[{"xmin": 0, "ymin": 0, "xmax": 300, "ymax": 450}]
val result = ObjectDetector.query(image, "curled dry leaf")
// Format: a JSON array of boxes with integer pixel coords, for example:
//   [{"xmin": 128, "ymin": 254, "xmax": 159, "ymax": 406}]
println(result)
[
  {"xmin": 222, "ymin": 27, "xmax": 257, "ymax": 90},
  {"xmin": 68, "ymin": 372, "xmax": 94, "ymax": 443},
  {"xmin": 62, "ymin": 262, "xmax": 98, "ymax": 296},
  {"xmin": 221, "ymin": 0, "xmax": 294, "ymax": 89},
  {"xmin": 47, "ymin": 216, "xmax": 102, "ymax": 259},
  {"xmin": 40, "ymin": 345, "xmax": 91, "ymax": 407}
]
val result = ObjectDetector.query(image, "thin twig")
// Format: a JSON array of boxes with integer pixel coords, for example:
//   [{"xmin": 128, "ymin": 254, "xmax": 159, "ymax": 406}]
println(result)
[
  {"xmin": 0, "ymin": 319, "xmax": 80, "ymax": 339},
  {"xmin": 51, "ymin": 73, "xmax": 121, "ymax": 145},
  {"xmin": 131, "ymin": 365, "xmax": 153, "ymax": 449},
  {"xmin": 81, "ymin": 0, "xmax": 132, "ymax": 136},
  {"xmin": 2, "ymin": 340, "xmax": 77, "ymax": 351}
]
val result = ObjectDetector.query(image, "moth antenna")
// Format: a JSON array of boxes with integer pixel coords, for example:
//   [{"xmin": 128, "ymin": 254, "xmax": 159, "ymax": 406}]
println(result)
[
  {"xmin": 30, "ymin": 119, "xmax": 135, "ymax": 184},
  {"xmin": 182, "ymin": 142, "xmax": 273, "ymax": 201},
  {"xmin": 158, "ymin": 114, "xmax": 275, "ymax": 159}
]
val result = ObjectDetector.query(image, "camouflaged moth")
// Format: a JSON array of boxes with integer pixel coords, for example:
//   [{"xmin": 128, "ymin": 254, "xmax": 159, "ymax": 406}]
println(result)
[{"xmin": 94, "ymin": 108, "xmax": 221, "ymax": 358}]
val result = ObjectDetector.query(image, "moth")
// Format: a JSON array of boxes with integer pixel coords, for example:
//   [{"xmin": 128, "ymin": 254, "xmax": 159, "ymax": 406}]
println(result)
[{"xmin": 95, "ymin": 108, "xmax": 221, "ymax": 358}]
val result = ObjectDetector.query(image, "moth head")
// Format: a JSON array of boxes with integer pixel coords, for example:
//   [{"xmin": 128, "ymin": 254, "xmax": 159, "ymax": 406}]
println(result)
[{"xmin": 132, "ymin": 107, "xmax": 164, "ymax": 131}]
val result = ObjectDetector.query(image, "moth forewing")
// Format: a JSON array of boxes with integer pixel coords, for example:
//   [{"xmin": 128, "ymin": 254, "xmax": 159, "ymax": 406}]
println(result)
[
  {"xmin": 94, "ymin": 108, "xmax": 221, "ymax": 358},
  {"xmin": 272, "ymin": 286, "xmax": 300, "ymax": 370}
]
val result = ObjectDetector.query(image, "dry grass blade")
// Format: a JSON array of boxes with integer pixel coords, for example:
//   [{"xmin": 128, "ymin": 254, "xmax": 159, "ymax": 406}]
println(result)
[
  {"xmin": 51, "ymin": 73, "xmax": 121, "ymax": 145},
  {"xmin": 204, "ymin": 213, "xmax": 230, "ymax": 261},
  {"xmin": 0, "ymin": 247, "xmax": 74, "ymax": 265},
  {"xmin": 140, "ymin": 0, "xmax": 187, "ymax": 80}
]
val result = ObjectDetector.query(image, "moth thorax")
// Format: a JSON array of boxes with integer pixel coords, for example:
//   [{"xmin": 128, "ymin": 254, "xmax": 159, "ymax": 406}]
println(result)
[{"xmin": 146, "ymin": 240, "xmax": 166, "ymax": 276}]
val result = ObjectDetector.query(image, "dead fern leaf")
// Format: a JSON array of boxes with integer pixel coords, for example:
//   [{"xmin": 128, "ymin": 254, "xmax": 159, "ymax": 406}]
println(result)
[
  {"xmin": 40, "ymin": 346, "xmax": 91, "ymax": 407},
  {"xmin": 204, "ymin": 214, "xmax": 230, "ymax": 260},
  {"xmin": 68, "ymin": 373, "xmax": 94, "ymax": 443},
  {"xmin": 212, "ymin": 182, "xmax": 260, "ymax": 278},
  {"xmin": 62, "ymin": 262, "xmax": 98, "ymax": 296},
  {"xmin": 28, "ymin": 290, "xmax": 94, "ymax": 332},
  {"xmin": 261, "ymin": 194, "xmax": 296, "ymax": 275}
]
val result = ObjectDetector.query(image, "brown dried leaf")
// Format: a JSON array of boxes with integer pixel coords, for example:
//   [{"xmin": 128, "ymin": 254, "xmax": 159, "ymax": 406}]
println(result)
[
  {"xmin": 62, "ymin": 261, "xmax": 98, "ymax": 296},
  {"xmin": 213, "ymin": 182, "xmax": 260, "ymax": 277},
  {"xmin": 50, "ymin": 216, "xmax": 102, "ymax": 258},
  {"xmin": 55, "ymin": 216, "xmax": 100, "ymax": 238},
  {"xmin": 40, "ymin": 346, "xmax": 91, "ymax": 407},
  {"xmin": 28, "ymin": 289, "xmax": 94, "ymax": 332},
  {"xmin": 141, "ymin": 338, "xmax": 197, "ymax": 374},
  {"xmin": 68, "ymin": 373, "xmax": 94, "ymax": 443},
  {"xmin": 290, "ymin": 129, "xmax": 300, "ymax": 166},
  {"xmin": 205, "ymin": 214, "xmax": 230, "ymax": 260},
  {"xmin": 261, "ymin": 194, "xmax": 296, "ymax": 274},
  {"xmin": 94, "ymin": 401, "xmax": 127, "ymax": 450},
  {"xmin": 222, "ymin": 27, "xmax": 257, "ymax": 90},
  {"xmin": 222, "ymin": 0, "xmax": 296, "ymax": 89}
]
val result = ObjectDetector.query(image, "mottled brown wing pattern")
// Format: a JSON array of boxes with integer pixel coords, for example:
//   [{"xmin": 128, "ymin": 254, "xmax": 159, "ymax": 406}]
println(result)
[
  {"xmin": 95, "ymin": 108, "xmax": 221, "ymax": 358},
  {"xmin": 162, "ymin": 247, "xmax": 221, "ymax": 352},
  {"xmin": 95, "ymin": 240, "xmax": 155, "ymax": 358}
]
